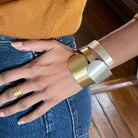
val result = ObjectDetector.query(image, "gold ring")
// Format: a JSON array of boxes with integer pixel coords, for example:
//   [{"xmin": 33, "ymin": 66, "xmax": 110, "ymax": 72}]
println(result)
[{"xmin": 12, "ymin": 86, "xmax": 24, "ymax": 98}]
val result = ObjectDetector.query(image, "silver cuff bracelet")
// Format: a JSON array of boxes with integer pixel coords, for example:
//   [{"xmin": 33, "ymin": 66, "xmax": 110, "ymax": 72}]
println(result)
[
  {"xmin": 87, "ymin": 40, "xmax": 113, "ymax": 67},
  {"xmin": 87, "ymin": 60, "xmax": 112, "ymax": 83}
]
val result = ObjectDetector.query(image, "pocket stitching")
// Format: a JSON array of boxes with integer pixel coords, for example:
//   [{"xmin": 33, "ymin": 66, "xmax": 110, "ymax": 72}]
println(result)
[
  {"xmin": 66, "ymin": 97, "xmax": 78, "ymax": 138},
  {"xmin": 66, "ymin": 96, "xmax": 90, "ymax": 137}
]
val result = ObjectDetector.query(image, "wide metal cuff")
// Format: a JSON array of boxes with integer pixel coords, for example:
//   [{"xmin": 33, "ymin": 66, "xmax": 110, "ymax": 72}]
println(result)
[
  {"xmin": 87, "ymin": 60, "xmax": 112, "ymax": 83},
  {"xmin": 79, "ymin": 46, "xmax": 95, "ymax": 63},
  {"xmin": 87, "ymin": 40, "xmax": 113, "ymax": 67},
  {"xmin": 68, "ymin": 54, "xmax": 94, "ymax": 88}
]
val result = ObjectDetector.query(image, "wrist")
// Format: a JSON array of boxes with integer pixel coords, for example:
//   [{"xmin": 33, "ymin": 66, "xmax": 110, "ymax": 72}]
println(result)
[
  {"xmin": 68, "ymin": 13, "xmax": 137, "ymax": 88},
  {"xmin": 68, "ymin": 40, "xmax": 113, "ymax": 88}
]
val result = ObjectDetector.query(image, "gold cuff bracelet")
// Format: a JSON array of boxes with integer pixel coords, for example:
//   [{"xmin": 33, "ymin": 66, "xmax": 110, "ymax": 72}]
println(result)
[
  {"xmin": 68, "ymin": 54, "xmax": 94, "ymax": 88},
  {"xmin": 79, "ymin": 46, "xmax": 95, "ymax": 63},
  {"xmin": 68, "ymin": 53, "xmax": 113, "ymax": 88}
]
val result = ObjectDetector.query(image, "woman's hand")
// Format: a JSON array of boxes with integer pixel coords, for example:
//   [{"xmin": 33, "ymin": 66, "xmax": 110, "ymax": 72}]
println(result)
[{"xmin": 0, "ymin": 40, "xmax": 82, "ymax": 124}]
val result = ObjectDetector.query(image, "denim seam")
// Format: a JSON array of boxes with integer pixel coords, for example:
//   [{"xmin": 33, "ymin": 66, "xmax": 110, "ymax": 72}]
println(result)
[
  {"xmin": 69, "ymin": 41, "xmax": 77, "ymax": 50},
  {"xmin": 66, "ymin": 42, "xmax": 75, "ymax": 48},
  {"xmin": 67, "ymin": 96, "xmax": 89, "ymax": 138},
  {"xmin": 66, "ymin": 98, "xmax": 77, "ymax": 138},
  {"xmin": 55, "ymin": 37, "xmax": 63, "ymax": 43},
  {"xmin": 70, "ymin": 96, "xmax": 79, "ymax": 136},
  {"xmin": 0, "ymin": 41, "xmax": 12, "ymax": 43},
  {"xmin": 77, "ymin": 131, "xmax": 89, "ymax": 138},
  {"xmin": 77, "ymin": 129, "xmax": 89, "ymax": 138},
  {"xmin": 27, "ymin": 52, "xmax": 34, "ymax": 61},
  {"xmin": 43, "ymin": 114, "xmax": 49, "ymax": 135},
  {"xmin": 66, "ymin": 95, "xmax": 90, "ymax": 138}
]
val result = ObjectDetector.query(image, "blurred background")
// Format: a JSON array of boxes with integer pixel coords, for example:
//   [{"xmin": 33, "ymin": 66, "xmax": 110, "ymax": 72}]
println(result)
[{"xmin": 74, "ymin": 0, "xmax": 138, "ymax": 137}]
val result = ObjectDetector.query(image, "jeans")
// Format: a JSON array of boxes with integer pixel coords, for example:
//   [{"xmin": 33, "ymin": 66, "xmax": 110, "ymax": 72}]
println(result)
[{"xmin": 0, "ymin": 35, "xmax": 92, "ymax": 138}]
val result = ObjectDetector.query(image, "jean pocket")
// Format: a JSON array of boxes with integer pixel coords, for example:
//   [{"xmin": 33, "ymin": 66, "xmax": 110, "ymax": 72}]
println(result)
[
  {"xmin": 0, "ymin": 40, "xmax": 35, "ymax": 93},
  {"xmin": 66, "ymin": 86, "xmax": 92, "ymax": 138},
  {"xmin": 0, "ymin": 41, "xmax": 34, "ymax": 73}
]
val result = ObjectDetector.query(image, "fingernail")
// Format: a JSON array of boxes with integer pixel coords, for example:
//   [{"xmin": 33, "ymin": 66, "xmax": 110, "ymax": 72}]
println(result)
[
  {"xmin": 18, "ymin": 120, "xmax": 26, "ymax": 125},
  {"xmin": 11, "ymin": 42, "xmax": 23, "ymax": 47},
  {"xmin": 0, "ymin": 111, "xmax": 5, "ymax": 117}
]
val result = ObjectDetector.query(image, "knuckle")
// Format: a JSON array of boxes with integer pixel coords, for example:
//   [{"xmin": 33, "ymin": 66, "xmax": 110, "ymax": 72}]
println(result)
[
  {"xmin": 24, "ymin": 67, "xmax": 32, "ymax": 77},
  {"xmin": 5, "ymin": 89, "xmax": 13, "ymax": 99},
  {"xmin": 31, "ymin": 64, "xmax": 39, "ymax": 70},
  {"xmin": 26, "ymin": 79, "xmax": 34, "ymax": 88},
  {"xmin": 25, "ymin": 77, "xmax": 46, "ymax": 91},
  {"xmin": 28, "ymin": 65, "xmax": 41, "ymax": 76},
  {"xmin": 18, "ymin": 100, "xmax": 29, "ymax": 109},
  {"xmin": 43, "ymin": 89, "xmax": 48, "ymax": 95},
  {"xmin": 28, "ymin": 78, "xmax": 39, "ymax": 88},
  {"xmin": 43, "ymin": 90, "xmax": 50, "ymax": 98},
  {"xmin": 44, "ymin": 76, "xmax": 53, "ymax": 84},
  {"xmin": 25, "ymin": 64, "xmax": 38, "ymax": 77},
  {"xmin": 31, "ymin": 77, "xmax": 45, "ymax": 89},
  {"xmin": 43, "ymin": 87, "xmax": 53, "ymax": 98},
  {"xmin": 35, "ymin": 77, "xmax": 45, "ymax": 87},
  {"xmin": 1, "ymin": 72, "xmax": 9, "ymax": 84}
]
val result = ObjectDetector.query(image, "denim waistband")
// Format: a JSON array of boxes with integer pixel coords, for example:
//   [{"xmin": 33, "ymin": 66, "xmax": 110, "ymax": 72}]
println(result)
[
  {"xmin": 0, "ymin": 35, "xmax": 22, "ymax": 41},
  {"xmin": 0, "ymin": 35, "xmax": 75, "ymax": 43}
]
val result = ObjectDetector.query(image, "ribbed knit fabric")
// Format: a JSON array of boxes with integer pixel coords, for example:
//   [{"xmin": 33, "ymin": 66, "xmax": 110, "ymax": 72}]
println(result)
[{"xmin": 0, "ymin": 0, "xmax": 87, "ymax": 39}]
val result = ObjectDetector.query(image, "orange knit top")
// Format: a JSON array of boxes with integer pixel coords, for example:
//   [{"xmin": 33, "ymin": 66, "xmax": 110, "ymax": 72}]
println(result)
[{"xmin": 0, "ymin": 0, "xmax": 87, "ymax": 39}]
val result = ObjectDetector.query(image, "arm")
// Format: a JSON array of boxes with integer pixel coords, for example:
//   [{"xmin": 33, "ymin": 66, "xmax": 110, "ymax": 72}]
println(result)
[
  {"xmin": 0, "ymin": 14, "xmax": 137, "ymax": 125},
  {"xmin": 69, "ymin": 17, "xmax": 138, "ymax": 87},
  {"xmin": 99, "ymin": 19, "xmax": 138, "ymax": 69}
]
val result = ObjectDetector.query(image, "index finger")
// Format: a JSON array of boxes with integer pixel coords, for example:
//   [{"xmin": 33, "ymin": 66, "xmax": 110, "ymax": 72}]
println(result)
[{"xmin": 0, "ymin": 66, "xmax": 31, "ymax": 86}]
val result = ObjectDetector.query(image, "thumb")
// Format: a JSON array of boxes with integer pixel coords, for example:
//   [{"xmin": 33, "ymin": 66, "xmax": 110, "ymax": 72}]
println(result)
[{"xmin": 11, "ymin": 39, "xmax": 56, "ymax": 52}]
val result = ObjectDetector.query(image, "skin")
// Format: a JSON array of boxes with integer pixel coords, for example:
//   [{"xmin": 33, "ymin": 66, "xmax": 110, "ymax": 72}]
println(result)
[{"xmin": 0, "ymin": 19, "xmax": 137, "ymax": 125}]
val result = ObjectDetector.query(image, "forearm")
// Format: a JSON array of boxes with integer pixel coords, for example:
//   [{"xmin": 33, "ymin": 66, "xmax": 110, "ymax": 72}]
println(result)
[
  {"xmin": 98, "ymin": 19, "xmax": 138, "ymax": 69},
  {"xmin": 72, "ymin": 18, "xmax": 138, "ymax": 87}
]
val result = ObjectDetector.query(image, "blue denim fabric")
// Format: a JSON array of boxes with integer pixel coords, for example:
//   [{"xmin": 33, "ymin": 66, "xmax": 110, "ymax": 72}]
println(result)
[{"xmin": 0, "ymin": 35, "xmax": 92, "ymax": 138}]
